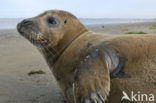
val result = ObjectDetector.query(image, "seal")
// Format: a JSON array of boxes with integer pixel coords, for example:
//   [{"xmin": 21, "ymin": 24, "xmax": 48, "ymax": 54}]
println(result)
[{"xmin": 17, "ymin": 10, "xmax": 156, "ymax": 103}]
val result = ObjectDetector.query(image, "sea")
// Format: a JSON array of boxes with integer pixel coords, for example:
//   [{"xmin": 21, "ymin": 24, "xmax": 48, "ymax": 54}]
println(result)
[{"xmin": 0, "ymin": 18, "xmax": 155, "ymax": 30}]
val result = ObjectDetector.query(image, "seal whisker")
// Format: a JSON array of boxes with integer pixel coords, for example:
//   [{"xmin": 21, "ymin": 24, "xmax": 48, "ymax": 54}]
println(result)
[
  {"xmin": 37, "ymin": 39, "xmax": 52, "ymax": 54},
  {"xmin": 32, "ymin": 33, "xmax": 36, "ymax": 44},
  {"xmin": 30, "ymin": 33, "xmax": 33, "ymax": 44},
  {"xmin": 45, "ymin": 46, "xmax": 57, "ymax": 56},
  {"xmin": 39, "ymin": 37, "xmax": 58, "ymax": 55},
  {"xmin": 28, "ymin": 32, "xmax": 32, "ymax": 43},
  {"xmin": 38, "ymin": 37, "xmax": 56, "ymax": 56},
  {"xmin": 41, "ymin": 36, "xmax": 58, "ymax": 55}
]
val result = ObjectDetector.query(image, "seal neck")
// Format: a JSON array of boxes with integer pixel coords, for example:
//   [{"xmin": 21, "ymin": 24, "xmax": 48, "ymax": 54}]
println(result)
[
  {"xmin": 53, "ymin": 29, "xmax": 88, "ymax": 63},
  {"xmin": 41, "ymin": 29, "xmax": 88, "ymax": 66}
]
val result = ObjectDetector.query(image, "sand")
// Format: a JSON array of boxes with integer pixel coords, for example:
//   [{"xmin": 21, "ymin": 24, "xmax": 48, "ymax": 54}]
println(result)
[{"xmin": 0, "ymin": 22, "xmax": 156, "ymax": 103}]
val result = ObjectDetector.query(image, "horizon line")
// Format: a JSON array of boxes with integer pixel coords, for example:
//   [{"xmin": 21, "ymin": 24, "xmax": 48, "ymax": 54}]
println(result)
[{"xmin": 0, "ymin": 17, "xmax": 155, "ymax": 20}]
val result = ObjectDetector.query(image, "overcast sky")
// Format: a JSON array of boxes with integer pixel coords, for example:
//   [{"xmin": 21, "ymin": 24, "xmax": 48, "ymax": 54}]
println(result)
[{"xmin": 0, "ymin": 0, "xmax": 156, "ymax": 18}]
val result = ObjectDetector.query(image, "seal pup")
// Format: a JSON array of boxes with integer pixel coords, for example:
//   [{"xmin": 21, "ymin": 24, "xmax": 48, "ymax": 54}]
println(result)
[{"xmin": 17, "ymin": 10, "xmax": 156, "ymax": 103}]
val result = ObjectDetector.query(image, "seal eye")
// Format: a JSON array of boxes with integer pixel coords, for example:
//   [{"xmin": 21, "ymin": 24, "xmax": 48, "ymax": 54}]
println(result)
[
  {"xmin": 64, "ymin": 20, "xmax": 67, "ymax": 24},
  {"xmin": 48, "ymin": 17, "xmax": 57, "ymax": 24},
  {"xmin": 46, "ymin": 17, "xmax": 60, "ymax": 27}
]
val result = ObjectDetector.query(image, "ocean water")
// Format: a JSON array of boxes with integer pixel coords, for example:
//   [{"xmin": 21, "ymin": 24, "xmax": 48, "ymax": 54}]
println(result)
[
  {"xmin": 0, "ymin": 18, "xmax": 23, "ymax": 29},
  {"xmin": 0, "ymin": 18, "xmax": 155, "ymax": 30},
  {"xmin": 80, "ymin": 18, "xmax": 156, "ymax": 25}
]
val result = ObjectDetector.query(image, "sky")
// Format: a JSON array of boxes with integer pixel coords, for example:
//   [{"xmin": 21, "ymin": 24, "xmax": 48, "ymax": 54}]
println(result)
[{"xmin": 0, "ymin": 0, "xmax": 156, "ymax": 18}]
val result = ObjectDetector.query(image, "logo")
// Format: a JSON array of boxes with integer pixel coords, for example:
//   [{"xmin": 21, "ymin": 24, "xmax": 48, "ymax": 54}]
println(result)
[{"xmin": 121, "ymin": 91, "xmax": 154, "ymax": 102}]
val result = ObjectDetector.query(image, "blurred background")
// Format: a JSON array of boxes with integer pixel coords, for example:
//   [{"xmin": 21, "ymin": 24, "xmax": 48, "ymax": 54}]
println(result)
[{"xmin": 0, "ymin": 0, "xmax": 156, "ymax": 29}]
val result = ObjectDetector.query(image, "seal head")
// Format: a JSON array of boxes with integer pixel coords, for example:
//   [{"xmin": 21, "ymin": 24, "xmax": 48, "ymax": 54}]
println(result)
[{"xmin": 17, "ymin": 10, "xmax": 87, "ymax": 49}]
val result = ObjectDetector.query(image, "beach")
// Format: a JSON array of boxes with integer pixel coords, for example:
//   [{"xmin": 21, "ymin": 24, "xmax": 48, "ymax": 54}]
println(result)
[{"xmin": 0, "ymin": 22, "xmax": 156, "ymax": 103}]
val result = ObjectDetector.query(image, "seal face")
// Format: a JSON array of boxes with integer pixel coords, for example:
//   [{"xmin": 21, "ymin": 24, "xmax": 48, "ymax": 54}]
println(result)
[
  {"xmin": 17, "ymin": 18, "xmax": 49, "ymax": 48},
  {"xmin": 17, "ymin": 10, "xmax": 86, "ymax": 49}
]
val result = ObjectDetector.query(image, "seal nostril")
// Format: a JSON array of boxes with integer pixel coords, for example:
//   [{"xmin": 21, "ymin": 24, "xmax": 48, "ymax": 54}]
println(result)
[
  {"xmin": 17, "ymin": 19, "xmax": 40, "ymax": 35},
  {"xmin": 21, "ymin": 19, "xmax": 34, "ymax": 26}
]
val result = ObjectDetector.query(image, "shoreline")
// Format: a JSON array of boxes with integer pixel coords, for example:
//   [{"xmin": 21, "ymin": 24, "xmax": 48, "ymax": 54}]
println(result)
[
  {"xmin": 0, "ymin": 21, "xmax": 156, "ymax": 35},
  {"xmin": 1, "ymin": 20, "xmax": 156, "ymax": 31},
  {"xmin": 87, "ymin": 21, "xmax": 156, "ymax": 34}
]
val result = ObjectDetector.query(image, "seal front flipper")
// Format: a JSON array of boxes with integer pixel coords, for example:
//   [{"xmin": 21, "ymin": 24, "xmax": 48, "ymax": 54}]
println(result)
[
  {"xmin": 110, "ymin": 58, "xmax": 131, "ymax": 79},
  {"xmin": 73, "ymin": 55, "xmax": 110, "ymax": 103}
]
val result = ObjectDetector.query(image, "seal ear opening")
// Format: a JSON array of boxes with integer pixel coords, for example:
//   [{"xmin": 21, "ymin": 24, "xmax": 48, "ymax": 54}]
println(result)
[{"xmin": 64, "ymin": 20, "xmax": 67, "ymax": 24}]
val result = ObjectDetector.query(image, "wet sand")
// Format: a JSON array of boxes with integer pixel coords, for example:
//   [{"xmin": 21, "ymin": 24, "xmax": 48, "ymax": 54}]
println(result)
[{"xmin": 0, "ymin": 22, "xmax": 156, "ymax": 103}]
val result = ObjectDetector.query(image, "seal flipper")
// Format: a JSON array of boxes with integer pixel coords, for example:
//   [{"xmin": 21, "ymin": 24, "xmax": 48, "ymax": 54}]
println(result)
[
  {"xmin": 73, "ymin": 50, "xmax": 110, "ymax": 103},
  {"xmin": 110, "ymin": 58, "xmax": 131, "ymax": 79}
]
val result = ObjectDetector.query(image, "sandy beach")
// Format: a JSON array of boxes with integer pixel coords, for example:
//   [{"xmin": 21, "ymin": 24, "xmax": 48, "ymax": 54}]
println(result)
[{"xmin": 1, "ymin": 22, "xmax": 156, "ymax": 103}]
